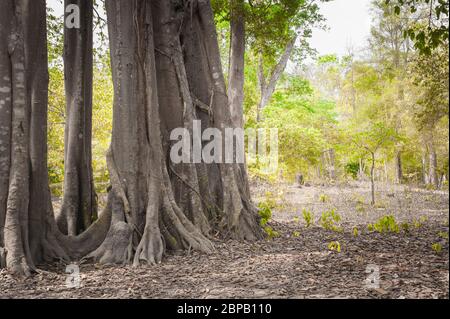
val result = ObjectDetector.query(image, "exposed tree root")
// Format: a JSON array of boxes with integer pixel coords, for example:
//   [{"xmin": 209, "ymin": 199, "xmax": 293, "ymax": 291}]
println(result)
[{"xmin": 0, "ymin": 0, "xmax": 262, "ymax": 276}]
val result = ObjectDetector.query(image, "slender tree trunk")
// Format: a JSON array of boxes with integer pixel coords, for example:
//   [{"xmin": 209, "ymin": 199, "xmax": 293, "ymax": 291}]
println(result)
[
  {"xmin": 228, "ymin": 0, "xmax": 245, "ymax": 129},
  {"xmin": 257, "ymin": 36, "xmax": 297, "ymax": 122},
  {"xmin": 58, "ymin": 0, "xmax": 97, "ymax": 236},
  {"xmin": 22, "ymin": 0, "xmax": 54, "ymax": 264},
  {"xmin": 429, "ymin": 144, "xmax": 438, "ymax": 188},
  {"xmin": 0, "ymin": 0, "xmax": 33, "ymax": 275},
  {"xmin": 424, "ymin": 129, "xmax": 438, "ymax": 188},
  {"xmin": 358, "ymin": 158, "xmax": 365, "ymax": 181},
  {"xmin": 0, "ymin": 0, "xmax": 69, "ymax": 276},
  {"xmin": 394, "ymin": 151, "xmax": 402, "ymax": 184},
  {"xmin": 421, "ymin": 152, "xmax": 428, "ymax": 184},
  {"xmin": 370, "ymin": 152, "xmax": 376, "ymax": 205},
  {"xmin": 0, "ymin": 0, "xmax": 13, "ymax": 264}
]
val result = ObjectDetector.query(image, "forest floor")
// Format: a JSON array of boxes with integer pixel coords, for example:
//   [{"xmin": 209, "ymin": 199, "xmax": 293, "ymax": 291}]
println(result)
[{"xmin": 0, "ymin": 181, "xmax": 448, "ymax": 299}]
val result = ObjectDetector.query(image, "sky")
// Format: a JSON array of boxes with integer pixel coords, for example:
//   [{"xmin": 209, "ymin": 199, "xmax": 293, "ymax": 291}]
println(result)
[
  {"xmin": 310, "ymin": 0, "xmax": 373, "ymax": 58},
  {"xmin": 48, "ymin": 0, "xmax": 373, "ymax": 58}
]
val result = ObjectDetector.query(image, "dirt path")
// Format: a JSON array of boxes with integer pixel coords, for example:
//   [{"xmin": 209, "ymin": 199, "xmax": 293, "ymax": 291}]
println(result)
[{"xmin": 0, "ymin": 182, "xmax": 448, "ymax": 299}]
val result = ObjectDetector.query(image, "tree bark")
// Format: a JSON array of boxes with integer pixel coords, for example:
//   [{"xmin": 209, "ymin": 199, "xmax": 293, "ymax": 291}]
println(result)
[
  {"xmin": 429, "ymin": 143, "xmax": 438, "ymax": 188},
  {"xmin": 228, "ymin": 0, "xmax": 245, "ymax": 129},
  {"xmin": 424, "ymin": 129, "xmax": 439, "ymax": 188},
  {"xmin": 421, "ymin": 152, "xmax": 428, "ymax": 184},
  {"xmin": 394, "ymin": 151, "xmax": 402, "ymax": 184},
  {"xmin": 0, "ymin": 0, "xmax": 70, "ymax": 276},
  {"xmin": 1, "ymin": 0, "xmax": 263, "ymax": 275},
  {"xmin": 257, "ymin": 36, "xmax": 297, "ymax": 122},
  {"xmin": 370, "ymin": 152, "xmax": 376, "ymax": 205},
  {"xmin": 0, "ymin": 0, "xmax": 13, "ymax": 262},
  {"xmin": 58, "ymin": 0, "xmax": 97, "ymax": 236}
]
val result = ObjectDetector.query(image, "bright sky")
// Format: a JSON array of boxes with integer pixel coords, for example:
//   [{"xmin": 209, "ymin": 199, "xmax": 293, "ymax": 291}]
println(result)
[
  {"xmin": 310, "ymin": 0, "xmax": 373, "ymax": 57},
  {"xmin": 48, "ymin": 0, "xmax": 373, "ymax": 58}
]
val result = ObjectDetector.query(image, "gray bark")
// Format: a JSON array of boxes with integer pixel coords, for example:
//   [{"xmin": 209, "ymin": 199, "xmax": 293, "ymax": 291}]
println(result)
[
  {"xmin": 429, "ymin": 144, "xmax": 438, "ymax": 188},
  {"xmin": 370, "ymin": 152, "xmax": 376, "ymax": 205},
  {"xmin": 0, "ymin": 0, "xmax": 13, "ymax": 254},
  {"xmin": 1, "ymin": 0, "xmax": 33, "ymax": 275},
  {"xmin": 257, "ymin": 36, "xmax": 297, "ymax": 122},
  {"xmin": 425, "ymin": 129, "xmax": 439, "ymax": 188},
  {"xmin": 394, "ymin": 151, "xmax": 403, "ymax": 184},
  {"xmin": 1, "ymin": 0, "xmax": 262, "ymax": 274},
  {"xmin": 228, "ymin": 0, "xmax": 245, "ymax": 129},
  {"xmin": 58, "ymin": 0, "xmax": 97, "ymax": 236}
]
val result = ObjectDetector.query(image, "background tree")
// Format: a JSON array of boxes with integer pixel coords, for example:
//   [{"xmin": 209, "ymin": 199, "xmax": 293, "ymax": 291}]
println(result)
[{"xmin": 350, "ymin": 123, "xmax": 398, "ymax": 205}]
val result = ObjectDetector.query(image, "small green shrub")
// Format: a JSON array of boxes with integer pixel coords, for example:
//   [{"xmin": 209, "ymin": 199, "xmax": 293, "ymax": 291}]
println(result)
[
  {"xmin": 371, "ymin": 215, "xmax": 399, "ymax": 233},
  {"xmin": 345, "ymin": 162, "xmax": 360, "ymax": 179},
  {"xmin": 258, "ymin": 203, "xmax": 272, "ymax": 226},
  {"xmin": 412, "ymin": 216, "xmax": 429, "ymax": 229},
  {"xmin": 264, "ymin": 226, "xmax": 280, "ymax": 239},
  {"xmin": 302, "ymin": 209, "xmax": 314, "ymax": 228},
  {"xmin": 292, "ymin": 231, "xmax": 301, "ymax": 238},
  {"xmin": 319, "ymin": 194, "xmax": 329, "ymax": 203},
  {"xmin": 353, "ymin": 227, "xmax": 359, "ymax": 237},
  {"xmin": 438, "ymin": 231, "xmax": 449, "ymax": 240},
  {"xmin": 328, "ymin": 241, "xmax": 341, "ymax": 252},
  {"xmin": 319, "ymin": 209, "xmax": 342, "ymax": 232},
  {"xmin": 432, "ymin": 243, "xmax": 443, "ymax": 254},
  {"xmin": 258, "ymin": 192, "xmax": 279, "ymax": 226}
]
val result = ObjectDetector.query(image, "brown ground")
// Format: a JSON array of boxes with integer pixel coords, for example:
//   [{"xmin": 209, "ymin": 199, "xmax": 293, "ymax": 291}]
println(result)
[{"xmin": 0, "ymin": 181, "xmax": 448, "ymax": 299}]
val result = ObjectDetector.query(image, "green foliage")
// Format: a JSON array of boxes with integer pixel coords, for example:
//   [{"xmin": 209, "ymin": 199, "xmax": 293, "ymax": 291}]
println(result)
[
  {"xmin": 345, "ymin": 162, "xmax": 360, "ymax": 180},
  {"xmin": 255, "ymin": 76, "xmax": 337, "ymax": 179},
  {"xmin": 412, "ymin": 216, "xmax": 429, "ymax": 228},
  {"xmin": 258, "ymin": 190, "xmax": 285, "ymax": 226},
  {"xmin": 328, "ymin": 241, "xmax": 341, "ymax": 252},
  {"xmin": 431, "ymin": 242, "xmax": 443, "ymax": 254},
  {"xmin": 319, "ymin": 194, "xmax": 329, "ymax": 203},
  {"xmin": 353, "ymin": 227, "xmax": 359, "ymax": 237},
  {"xmin": 438, "ymin": 231, "xmax": 449, "ymax": 240},
  {"xmin": 385, "ymin": 0, "xmax": 449, "ymax": 55},
  {"xmin": 264, "ymin": 226, "xmax": 280, "ymax": 239},
  {"xmin": 302, "ymin": 209, "xmax": 314, "ymax": 228},
  {"xmin": 46, "ymin": 6, "xmax": 113, "ymax": 196},
  {"xmin": 292, "ymin": 231, "xmax": 301, "ymax": 238},
  {"xmin": 371, "ymin": 215, "xmax": 400, "ymax": 233},
  {"xmin": 258, "ymin": 202, "xmax": 273, "ymax": 227},
  {"xmin": 319, "ymin": 209, "xmax": 342, "ymax": 232}
]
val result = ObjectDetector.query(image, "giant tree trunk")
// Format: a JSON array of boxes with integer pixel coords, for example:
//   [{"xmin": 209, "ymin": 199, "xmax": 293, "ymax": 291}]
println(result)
[
  {"xmin": 0, "ymin": 0, "xmax": 66, "ymax": 275},
  {"xmin": 1, "ymin": 0, "xmax": 262, "ymax": 275},
  {"xmin": 57, "ymin": 0, "xmax": 97, "ymax": 236},
  {"xmin": 88, "ymin": 0, "xmax": 262, "ymax": 264},
  {"xmin": 228, "ymin": 0, "xmax": 245, "ymax": 129}
]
